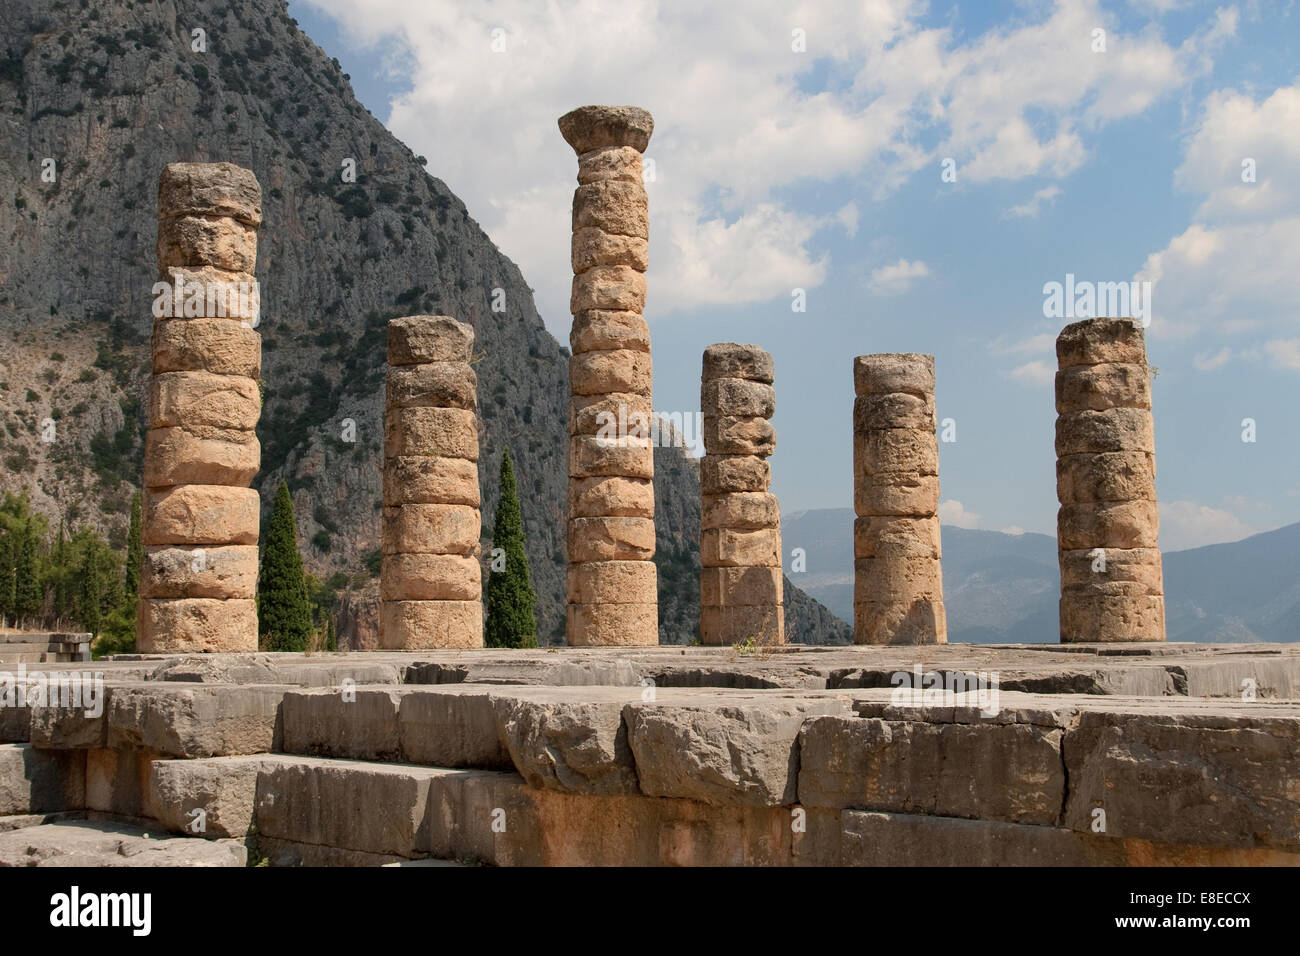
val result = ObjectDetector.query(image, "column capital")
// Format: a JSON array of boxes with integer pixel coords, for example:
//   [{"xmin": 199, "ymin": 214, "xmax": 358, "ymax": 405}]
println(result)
[{"xmin": 558, "ymin": 105, "xmax": 654, "ymax": 155}]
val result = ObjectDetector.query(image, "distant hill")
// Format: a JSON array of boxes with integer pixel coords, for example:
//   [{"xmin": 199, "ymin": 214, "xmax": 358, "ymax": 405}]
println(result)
[{"xmin": 782, "ymin": 508, "xmax": 1300, "ymax": 643}]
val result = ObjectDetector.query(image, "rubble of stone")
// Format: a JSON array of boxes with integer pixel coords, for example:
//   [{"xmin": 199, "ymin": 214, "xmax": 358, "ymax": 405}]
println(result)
[
  {"xmin": 561, "ymin": 106, "xmax": 658, "ymax": 646},
  {"xmin": 1055, "ymin": 319, "xmax": 1164, "ymax": 642},
  {"xmin": 2, "ymin": 645, "xmax": 1297, "ymax": 867},
  {"xmin": 138, "ymin": 163, "xmax": 263, "ymax": 653},
  {"xmin": 699, "ymin": 344, "xmax": 783, "ymax": 645},
  {"xmin": 852, "ymin": 354, "xmax": 946, "ymax": 644},
  {"xmin": 381, "ymin": 316, "xmax": 483, "ymax": 648}
]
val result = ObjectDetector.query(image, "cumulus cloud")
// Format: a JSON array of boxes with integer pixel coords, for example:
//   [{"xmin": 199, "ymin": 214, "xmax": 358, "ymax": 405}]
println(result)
[
  {"xmin": 1265, "ymin": 338, "xmax": 1300, "ymax": 370},
  {"xmin": 1008, "ymin": 360, "xmax": 1055, "ymax": 386},
  {"xmin": 300, "ymin": 0, "xmax": 1212, "ymax": 329},
  {"xmin": 1159, "ymin": 500, "xmax": 1256, "ymax": 551},
  {"xmin": 1004, "ymin": 185, "xmax": 1062, "ymax": 220},
  {"xmin": 939, "ymin": 499, "xmax": 981, "ymax": 529},
  {"xmin": 867, "ymin": 258, "xmax": 930, "ymax": 296},
  {"xmin": 1193, "ymin": 346, "xmax": 1233, "ymax": 371}
]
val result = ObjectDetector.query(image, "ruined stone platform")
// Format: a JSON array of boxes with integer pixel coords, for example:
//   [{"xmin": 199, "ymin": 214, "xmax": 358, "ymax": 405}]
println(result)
[{"xmin": 2, "ymin": 643, "xmax": 1297, "ymax": 866}]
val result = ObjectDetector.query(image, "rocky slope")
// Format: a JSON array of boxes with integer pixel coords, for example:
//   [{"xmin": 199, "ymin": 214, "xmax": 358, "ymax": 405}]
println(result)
[{"xmin": 0, "ymin": 0, "xmax": 849, "ymax": 645}]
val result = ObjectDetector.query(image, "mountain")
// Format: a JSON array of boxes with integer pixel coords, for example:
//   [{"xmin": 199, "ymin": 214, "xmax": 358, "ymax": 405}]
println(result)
[
  {"xmin": 783, "ymin": 507, "xmax": 1300, "ymax": 643},
  {"xmin": 0, "ymin": 0, "xmax": 848, "ymax": 646}
]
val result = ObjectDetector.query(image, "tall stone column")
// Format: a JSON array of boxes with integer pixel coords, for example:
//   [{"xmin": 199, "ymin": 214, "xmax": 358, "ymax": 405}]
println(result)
[
  {"xmin": 380, "ymin": 316, "xmax": 483, "ymax": 648},
  {"xmin": 699, "ymin": 344, "xmax": 783, "ymax": 645},
  {"xmin": 560, "ymin": 105, "xmax": 658, "ymax": 646},
  {"xmin": 138, "ymin": 162, "xmax": 263, "ymax": 653},
  {"xmin": 1055, "ymin": 318, "xmax": 1164, "ymax": 642},
  {"xmin": 852, "ymin": 354, "xmax": 946, "ymax": 645}
]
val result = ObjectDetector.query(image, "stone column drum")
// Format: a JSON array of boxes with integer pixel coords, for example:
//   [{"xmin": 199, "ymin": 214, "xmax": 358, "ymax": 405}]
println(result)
[
  {"xmin": 699, "ymin": 344, "xmax": 783, "ymax": 645},
  {"xmin": 1055, "ymin": 318, "xmax": 1164, "ymax": 642},
  {"xmin": 560, "ymin": 105, "xmax": 658, "ymax": 646},
  {"xmin": 138, "ymin": 162, "xmax": 263, "ymax": 653},
  {"xmin": 380, "ymin": 316, "xmax": 483, "ymax": 648},
  {"xmin": 852, "ymin": 354, "xmax": 946, "ymax": 645}
]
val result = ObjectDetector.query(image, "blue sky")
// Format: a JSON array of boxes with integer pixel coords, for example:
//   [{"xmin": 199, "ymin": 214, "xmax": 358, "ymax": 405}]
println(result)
[{"xmin": 289, "ymin": 0, "xmax": 1300, "ymax": 550}]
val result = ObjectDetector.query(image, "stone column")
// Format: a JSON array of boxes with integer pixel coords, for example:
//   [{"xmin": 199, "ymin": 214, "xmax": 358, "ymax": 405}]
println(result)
[
  {"xmin": 380, "ymin": 316, "xmax": 483, "ymax": 648},
  {"xmin": 699, "ymin": 344, "xmax": 783, "ymax": 645},
  {"xmin": 852, "ymin": 354, "xmax": 946, "ymax": 645},
  {"xmin": 560, "ymin": 105, "xmax": 658, "ymax": 646},
  {"xmin": 138, "ymin": 162, "xmax": 263, "ymax": 653},
  {"xmin": 1055, "ymin": 318, "xmax": 1164, "ymax": 642}
]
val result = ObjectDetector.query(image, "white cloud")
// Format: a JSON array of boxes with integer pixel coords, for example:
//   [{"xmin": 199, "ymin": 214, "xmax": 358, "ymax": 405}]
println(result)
[
  {"xmin": 1002, "ymin": 525, "xmax": 1026, "ymax": 536},
  {"xmin": 1265, "ymin": 338, "xmax": 1300, "ymax": 370},
  {"xmin": 1193, "ymin": 346, "xmax": 1232, "ymax": 371},
  {"xmin": 1159, "ymin": 500, "xmax": 1255, "ymax": 551},
  {"xmin": 939, "ymin": 499, "xmax": 981, "ymax": 529},
  {"xmin": 301, "ymin": 0, "xmax": 1211, "ymax": 329},
  {"xmin": 867, "ymin": 258, "xmax": 930, "ymax": 296},
  {"xmin": 1008, "ymin": 360, "xmax": 1055, "ymax": 385},
  {"xmin": 1004, "ymin": 185, "xmax": 1062, "ymax": 220}
]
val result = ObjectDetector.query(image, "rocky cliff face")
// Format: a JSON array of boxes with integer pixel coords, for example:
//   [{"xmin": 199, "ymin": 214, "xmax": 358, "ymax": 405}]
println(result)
[{"xmin": 0, "ymin": 0, "xmax": 850, "ymax": 646}]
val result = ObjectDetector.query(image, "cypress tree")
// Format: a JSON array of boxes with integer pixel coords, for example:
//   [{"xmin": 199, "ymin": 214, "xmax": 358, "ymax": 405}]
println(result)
[
  {"xmin": 79, "ymin": 546, "xmax": 102, "ymax": 636},
  {"xmin": 484, "ymin": 448, "xmax": 537, "ymax": 648},
  {"xmin": 124, "ymin": 492, "xmax": 142, "ymax": 603},
  {"xmin": 258, "ymin": 481, "xmax": 312, "ymax": 652},
  {"xmin": 53, "ymin": 518, "xmax": 69, "ymax": 620},
  {"xmin": 14, "ymin": 522, "xmax": 39, "ymax": 623}
]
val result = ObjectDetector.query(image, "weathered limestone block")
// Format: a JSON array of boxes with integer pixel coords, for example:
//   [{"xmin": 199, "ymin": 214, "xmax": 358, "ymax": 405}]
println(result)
[
  {"xmin": 150, "ymin": 756, "xmax": 263, "ymax": 839},
  {"xmin": 490, "ymin": 688, "xmax": 640, "ymax": 796},
  {"xmin": 570, "ymin": 310, "xmax": 651, "ymax": 353},
  {"xmin": 1059, "ymin": 547, "xmax": 1163, "ymax": 592},
  {"xmin": 137, "ymin": 597, "xmax": 260, "ymax": 654},
  {"xmin": 140, "ymin": 544, "xmax": 258, "ymax": 599},
  {"xmin": 699, "ymin": 605, "xmax": 785, "ymax": 646},
  {"xmin": 702, "ymin": 343, "xmax": 775, "ymax": 384},
  {"xmin": 143, "ymin": 485, "xmax": 259, "ymax": 545},
  {"xmin": 572, "ymin": 227, "xmax": 649, "ymax": 274},
  {"xmin": 853, "ymin": 555, "xmax": 944, "ymax": 602},
  {"xmin": 149, "ymin": 370, "xmax": 260, "ymax": 430},
  {"xmin": 157, "ymin": 214, "xmax": 257, "ymax": 272},
  {"xmin": 282, "ymin": 687, "xmax": 404, "ymax": 761},
  {"xmin": 566, "ymin": 602, "xmax": 658, "ymax": 647},
  {"xmin": 381, "ymin": 553, "xmax": 481, "ymax": 602},
  {"xmin": 573, "ymin": 181, "xmax": 649, "ymax": 238},
  {"xmin": 0, "ymin": 744, "xmax": 85, "ymax": 815},
  {"xmin": 568, "ymin": 435, "xmax": 655, "ymax": 480},
  {"xmin": 853, "ymin": 393, "xmax": 936, "ymax": 431},
  {"xmin": 378, "ymin": 601, "xmax": 482, "ymax": 650},
  {"xmin": 569, "ymin": 348, "xmax": 652, "ymax": 395},
  {"xmin": 853, "ymin": 599, "xmax": 947, "ymax": 645},
  {"xmin": 1055, "ymin": 407, "xmax": 1155, "ymax": 455},
  {"xmin": 626, "ymin": 698, "xmax": 850, "ymax": 807},
  {"xmin": 1056, "ymin": 316, "xmax": 1148, "ymax": 368},
  {"xmin": 28, "ymin": 690, "xmax": 108, "ymax": 749},
  {"xmin": 152, "ymin": 319, "xmax": 261, "ymax": 377},
  {"xmin": 399, "ymin": 688, "xmax": 512, "ymax": 769},
  {"xmin": 798, "ymin": 715, "xmax": 1064, "ymax": 825},
  {"xmin": 386, "ymin": 362, "xmax": 478, "ymax": 410},
  {"xmin": 383, "ymin": 456, "xmax": 480, "ymax": 507},
  {"xmin": 0, "ymin": 820, "xmax": 247, "ymax": 866},
  {"xmin": 700, "ymin": 527, "xmax": 782, "ymax": 568},
  {"xmin": 568, "ymin": 475, "xmax": 655, "ymax": 518},
  {"xmin": 569, "ymin": 392, "xmax": 653, "ymax": 436},
  {"xmin": 577, "ymin": 145, "xmax": 643, "ymax": 184},
  {"xmin": 853, "ymin": 515, "xmax": 942, "ymax": 560},
  {"xmin": 143, "ymin": 425, "xmax": 260, "ymax": 487},
  {"xmin": 157, "ymin": 265, "xmax": 260, "ymax": 323},
  {"xmin": 700, "ymin": 454, "xmax": 769, "ymax": 494},
  {"xmin": 381, "ymin": 504, "xmax": 480, "ymax": 555},
  {"xmin": 1055, "ymin": 363, "xmax": 1151, "ymax": 412},
  {"xmin": 701, "ymin": 492, "xmax": 780, "ymax": 531},
  {"xmin": 384, "ymin": 407, "xmax": 479, "ymax": 460},
  {"xmin": 854, "ymin": 427, "xmax": 939, "ymax": 477},
  {"xmin": 700, "ymin": 566, "xmax": 783, "ymax": 607},
  {"xmin": 570, "ymin": 265, "xmax": 647, "ymax": 313},
  {"xmin": 85, "ymin": 746, "xmax": 157, "ymax": 818},
  {"xmin": 1059, "ymin": 593, "xmax": 1166, "ymax": 642},
  {"xmin": 853, "ymin": 353, "xmax": 935, "ymax": 397},
  {"xmin": 702, "ymin": 416, "xmax": 776, "ymax": 457},
  {"xmin": 567, "ymin": 516, "xmax": 656, "ymax": 562},
  {"xmin": 1063, "ymin": 709, "xmax": 1300, "ymax": 850},
  {"xmin": 1057, "ymin": 500, "xmax": 1159, "ymax": 550},
  {"xmin": 1056, "ymin": 451, "xmax": 1155, "ymax": 504},
  {"xmin": 159, "ymin": 161, "xmax": 262, "ymax": 226},
  {"xmin": 107, "ymin": 683, "xmax": 287, "ymax": 757},
  {"xmin": 701, "ymin": 378, "xmax": 776, "ymax": 418},
  {"xmin": 853, "ymin": 474, "xmax": 940, "ymax": 517},
  {"xmin": 559, "ymin": 104, "xmax": 654, "ymax": 154},
  {"xmin": 566, "ymin": 560, "xmax": 658, "ymax": 604},
  {"xmin": 386, "ymin": 314, "xmax": 475, "ymax": 365}
]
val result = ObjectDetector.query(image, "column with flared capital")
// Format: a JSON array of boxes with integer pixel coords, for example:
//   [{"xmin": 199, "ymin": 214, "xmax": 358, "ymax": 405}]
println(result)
[{"xmin": 559, "ymin": 106, "xmax": 658, "ymax": 646}]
